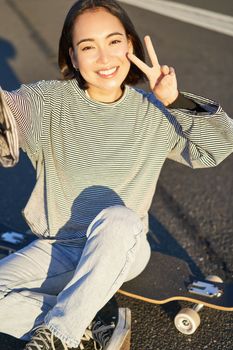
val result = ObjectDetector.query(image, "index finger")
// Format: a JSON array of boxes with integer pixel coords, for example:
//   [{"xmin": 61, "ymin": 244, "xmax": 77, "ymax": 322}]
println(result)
[
  {"xmin": 127, "ymin": 52, "xmax": 151, "ymax": 76},
  {"xmin": 144, "ymin": 35, "xmax": 160, "ymax": 69}
]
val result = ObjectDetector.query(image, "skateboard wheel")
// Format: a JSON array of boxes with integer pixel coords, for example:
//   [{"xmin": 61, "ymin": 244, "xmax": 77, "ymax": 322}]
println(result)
[
  {"xmin": 206, "ymin": 275, "xmax": 223, "ymax": 283},
  {"xmin": 174, "ymin": 308, "xmax": 200, "ymax": 335}
]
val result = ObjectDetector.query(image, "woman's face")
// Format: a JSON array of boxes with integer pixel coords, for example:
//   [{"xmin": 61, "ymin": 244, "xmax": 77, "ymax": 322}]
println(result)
[{"xmin": 69, "ymin": 8, "xmax": 133, "ymax": 102}]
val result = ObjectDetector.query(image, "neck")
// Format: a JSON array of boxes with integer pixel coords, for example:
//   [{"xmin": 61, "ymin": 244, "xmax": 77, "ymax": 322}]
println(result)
[{"xmin": 86, "ymin": 87, "xmax": 123, "ymax": 103}]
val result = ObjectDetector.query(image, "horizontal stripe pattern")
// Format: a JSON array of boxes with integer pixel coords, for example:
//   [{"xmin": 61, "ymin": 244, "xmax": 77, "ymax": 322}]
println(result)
[{"xmin": 2, "ymin": 80, "xmax": 233, "ymax": 246}]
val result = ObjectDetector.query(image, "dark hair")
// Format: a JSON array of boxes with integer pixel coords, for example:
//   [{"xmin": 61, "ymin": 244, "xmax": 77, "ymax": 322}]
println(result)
[{"xmin": 58, "ymin": 0, "xmax": 145, "ymax": 89}]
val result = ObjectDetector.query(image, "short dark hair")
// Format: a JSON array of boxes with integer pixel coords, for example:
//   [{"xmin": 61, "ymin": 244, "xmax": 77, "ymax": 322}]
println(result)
[{"xmin": 58, "ymin": 0, "xmax": 146, "ymax": 89}]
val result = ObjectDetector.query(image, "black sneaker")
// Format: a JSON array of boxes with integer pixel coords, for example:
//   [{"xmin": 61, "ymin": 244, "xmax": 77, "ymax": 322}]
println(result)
[
  {"xmin": 24, "ymin": 325, "xmax": 67, "ymax": 349},
  {"xmin": 24, "ymin": 324, "xmax": 92, "ymax": 350},
  {"xmin": 91, "ymin": 297, "xmax": 131, "ymax": 350}
]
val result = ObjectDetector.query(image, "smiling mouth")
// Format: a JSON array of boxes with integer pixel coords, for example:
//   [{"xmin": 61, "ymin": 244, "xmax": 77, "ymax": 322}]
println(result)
[{"xmin": 97, "ymin": 66, "xmax": 118, "ymax": 78}]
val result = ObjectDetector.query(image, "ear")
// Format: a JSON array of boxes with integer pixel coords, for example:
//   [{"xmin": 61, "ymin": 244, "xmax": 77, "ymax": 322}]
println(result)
[{"xmin": 69, "ymin": 47, "xmax": 78, "ymax": 69}]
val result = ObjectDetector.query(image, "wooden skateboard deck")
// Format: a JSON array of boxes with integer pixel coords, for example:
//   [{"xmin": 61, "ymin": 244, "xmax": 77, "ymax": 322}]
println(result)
[{"xmin": 119, "ymin": 250, "xmax": 233, "ymax": 311}]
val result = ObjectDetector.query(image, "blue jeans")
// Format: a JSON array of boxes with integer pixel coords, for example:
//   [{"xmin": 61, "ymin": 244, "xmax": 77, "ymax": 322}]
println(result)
[{"xmin": 0, "ymin": 205, "xmax": 151, "ymax": 348}]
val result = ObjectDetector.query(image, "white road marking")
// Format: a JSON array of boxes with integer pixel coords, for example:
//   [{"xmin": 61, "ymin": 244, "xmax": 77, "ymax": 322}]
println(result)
[
  {"xmin": 120, "ymin": 0, "xmax": 233, "ymax": 37},
  {"xmin": 2, "ymin": 232, "xmax": 24, "ymax": 244}
]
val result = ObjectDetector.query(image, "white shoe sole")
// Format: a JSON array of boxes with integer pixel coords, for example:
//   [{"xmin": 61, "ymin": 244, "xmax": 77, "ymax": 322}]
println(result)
[{"xmin": 105, "ymin": 308, "xmax": 131, "ymax": 350}]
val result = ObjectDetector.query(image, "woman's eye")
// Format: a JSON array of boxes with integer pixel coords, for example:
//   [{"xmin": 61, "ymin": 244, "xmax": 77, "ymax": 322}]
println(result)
[
  {"xmin": 111, "ymin": 40, "xmax": 121, "ymax": 45},
  {"xmin": 82, "ymin": 46, "xmax": 93, "ymax": 51}
]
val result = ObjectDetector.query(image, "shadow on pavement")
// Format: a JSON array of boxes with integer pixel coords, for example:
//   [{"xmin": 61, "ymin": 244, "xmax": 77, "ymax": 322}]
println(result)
[
  {"xmin": 0, "ymin": 37, "xmax": 21, "ymax": 90},
  {"xmin": 0, "ymin": 37, "xmax": 35, "ymax": 231},
  {"xmin": 149, "ymin": 213, "xmax": 204, "ymax": 278}
]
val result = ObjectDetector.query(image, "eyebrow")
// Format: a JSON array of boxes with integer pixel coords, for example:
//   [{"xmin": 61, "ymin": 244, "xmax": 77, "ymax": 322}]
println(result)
[{"xmin": 76, "ymin": 32, "xmax": 124, "ymax": 46}]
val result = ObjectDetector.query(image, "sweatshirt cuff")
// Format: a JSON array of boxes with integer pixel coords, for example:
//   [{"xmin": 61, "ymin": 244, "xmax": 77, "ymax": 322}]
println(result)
[{"xmin": 167, "ymin": 92, "xmax": 206, "ymax": 112}]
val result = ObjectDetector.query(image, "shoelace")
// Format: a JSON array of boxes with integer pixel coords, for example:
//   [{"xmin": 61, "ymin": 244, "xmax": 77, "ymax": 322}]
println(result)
[
  {"xmin": 91, "ymin": 321, "xmax": 115, "ymax": 350},
  {"xmin": 51, "ymin": 334, "xmax": 68, "ymax": 350},
  {"xmin": 25, "ymin": 321, "xmax": 114, "ymax": 350},
  {"xmin": 78, "ymin": 328, "xmax": 93, "ymax": 350},
  {"xmin": 24, "ymin": 325, "xmax": 68, "ymax": 350}
]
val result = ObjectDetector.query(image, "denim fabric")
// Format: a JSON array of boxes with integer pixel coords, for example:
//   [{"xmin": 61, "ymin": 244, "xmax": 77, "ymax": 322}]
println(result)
[{"xmin": 0, "ymin": 205, "xmax": 151, "ymax": 347}]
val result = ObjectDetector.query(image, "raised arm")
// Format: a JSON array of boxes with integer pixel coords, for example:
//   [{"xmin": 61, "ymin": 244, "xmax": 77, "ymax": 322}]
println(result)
[
  {"xmin": 128, "ymin": 36, "xmax": 233, "ymax": 168},
  {"xmin": 127, "ymin": 35, "xmax": 179, "ymax": 106}
]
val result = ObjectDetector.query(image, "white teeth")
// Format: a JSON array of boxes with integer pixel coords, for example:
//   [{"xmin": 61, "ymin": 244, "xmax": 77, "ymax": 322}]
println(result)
[{"xmin": 98, "ymin": 67, "xmax": 117, "ymax": 75}]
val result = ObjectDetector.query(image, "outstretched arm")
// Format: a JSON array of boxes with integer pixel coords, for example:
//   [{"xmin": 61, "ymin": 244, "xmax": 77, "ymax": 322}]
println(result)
[
  {"xmin": 0, "ymin": 82, "xmax": 46, "ymax": 168},
  {"xmin": 0, "ymin": 91, "xmax": 19, "ymax": 167}
]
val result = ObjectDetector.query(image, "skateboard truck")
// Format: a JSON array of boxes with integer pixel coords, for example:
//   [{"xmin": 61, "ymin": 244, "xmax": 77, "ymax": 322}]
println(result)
[{"xmin": 188, "ymin": 280, "xmax": 223, "ymax": 298}]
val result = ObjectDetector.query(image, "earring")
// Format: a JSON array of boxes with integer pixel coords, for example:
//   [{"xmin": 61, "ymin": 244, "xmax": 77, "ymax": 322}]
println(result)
[{"xmin": 73, "ymin": 65, "xmax": 79, "ymax": 71}]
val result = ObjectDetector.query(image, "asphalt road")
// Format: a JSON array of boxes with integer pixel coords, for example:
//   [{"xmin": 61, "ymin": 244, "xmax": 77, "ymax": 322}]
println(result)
[{"xmin": 0, "ymin": 1, "xmax": 233, "ymax": 349}]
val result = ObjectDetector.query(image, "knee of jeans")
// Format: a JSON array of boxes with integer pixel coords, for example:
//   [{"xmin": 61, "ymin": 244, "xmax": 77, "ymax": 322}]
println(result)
[{"xmin": 88, "ymin": 205, "xmax": 144, "ymax": 240}]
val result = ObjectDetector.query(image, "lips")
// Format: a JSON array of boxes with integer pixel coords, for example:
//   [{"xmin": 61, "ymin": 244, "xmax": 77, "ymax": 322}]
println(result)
[{"xmin": 97, "ymin": 66, "xmax": 118, "ymax": 78}]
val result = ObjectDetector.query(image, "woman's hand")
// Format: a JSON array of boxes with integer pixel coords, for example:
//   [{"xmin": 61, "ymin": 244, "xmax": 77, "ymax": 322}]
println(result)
[{"xmin": 127, "ymin": 35, "xmax": 179, "ymax": 106}]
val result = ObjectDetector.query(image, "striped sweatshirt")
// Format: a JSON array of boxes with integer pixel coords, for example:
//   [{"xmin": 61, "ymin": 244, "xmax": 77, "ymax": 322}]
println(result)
[{"xmin": 2, "ymin": 79, "xmax": 233, "ymax": 242}]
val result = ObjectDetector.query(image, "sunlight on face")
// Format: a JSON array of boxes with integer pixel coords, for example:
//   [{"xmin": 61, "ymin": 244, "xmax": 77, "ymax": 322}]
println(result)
[{"xmin": 69, "ymin": 8, "xmax": 133, "ymax": 102}]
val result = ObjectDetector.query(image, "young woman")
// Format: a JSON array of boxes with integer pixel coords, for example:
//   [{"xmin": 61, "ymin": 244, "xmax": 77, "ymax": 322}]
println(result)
[{"xmin": 0, "ymin": 0, "xmax": 232, "ymax": 349}]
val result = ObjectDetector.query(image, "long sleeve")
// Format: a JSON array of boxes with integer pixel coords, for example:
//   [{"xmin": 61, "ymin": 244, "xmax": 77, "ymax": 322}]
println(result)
[
  {"xmin": 0, "ymin": 82, "xmax": 46, "ymax": 167},
  {"xmin": 0, "ymin": 89, "xmax": 19, "ymax": 167},
  {"xmin": 164, "ymin": 92, "xmax": 233, "ymax": 168}
]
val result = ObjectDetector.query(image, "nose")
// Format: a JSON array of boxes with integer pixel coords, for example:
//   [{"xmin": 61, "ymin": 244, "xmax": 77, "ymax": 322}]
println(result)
[{"xmin": 96, "ymin": 47, "xmax": 110, "ymax": 65}]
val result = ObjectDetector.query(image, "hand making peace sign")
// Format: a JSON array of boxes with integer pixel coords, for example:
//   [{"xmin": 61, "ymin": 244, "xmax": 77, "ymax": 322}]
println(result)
[{"xmin": 128, "ymin": 36, "xmax": 179, "ymax": 106}]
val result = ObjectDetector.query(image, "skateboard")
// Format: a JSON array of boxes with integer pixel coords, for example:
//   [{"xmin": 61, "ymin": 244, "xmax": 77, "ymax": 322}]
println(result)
[
  {"xmin": 119, "ymin": 238, "xmax": 233, "ymax": 335},
  {"xmin": 1, "ymin": 229, "xmax": 232, "ymax": 337}
]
